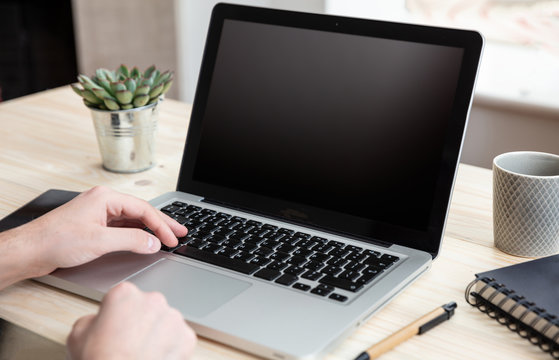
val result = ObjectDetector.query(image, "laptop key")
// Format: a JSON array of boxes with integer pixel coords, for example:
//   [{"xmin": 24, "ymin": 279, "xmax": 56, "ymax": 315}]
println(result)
[
  {"xmin": 329, "ymin": 293, "xmax": 348, "ymax": 302},
  {"xmin": 237, "ymin": 242, "xmax": 258, "ymax": 252},
  {"xmin": 301, "ymin": 270, "xmax": 323, "ymax": 281},
  {"xmin": 338, "ymin": 270, "xmax": 360, "ymax": 281},
  {"xmin": 293, "ymin": 283, "xmax": 311, "ymax": 291},
  {"xmin": 254, "ymin": 268, "xmax": 281, "ymax": 281},
  {"xmin": 249, "ymin": 256, "xmax": 272, "ymax": 267},
  {"xmin": 216, "ymin": 212, "xmax": 232, "ymax": 219},
  {"xmin": 294, "ymin": 232, "xmax": 311, "ymax": 239},
  {"xmin": 206, "ymin": 234, "xmax": 226, "ymax": 245},
  {"xmin": 275, "ymin": 274, "xmax": 298, "ymax": 286},
  {"xmin": 284, "ymin": 266, "xmax": 305, "ymax": 276},
  {"xmin": 253, "ymin": 247, "xmax": 274, "ymax": 257},
  {"xmin": 344, "ymin": 261, "xmax": 366, "ymax": 272},
  {"xmin": 310, "ymin": 284, "xmax": 334, "ymax": 297},
  {"xmin": 304, "ymin": 261, "xmax": 325, "ymax": 272},
  {"xmin": 188, "ymin": 239, "xmax": 208, "ymax": 249},
  {"xmin": 322, "ymin": 265, "xmax": 343, "ymax": 276},
  {"xmin": 345, "ymin": 251, "xmax": 367, "ymax": 262},
  {"xmin": 215, "ymin": 246, "xmax": 239, "ymax": 258},
  {"xmin": 222, "ymin": 238, "xmax": 242, "ymax": 248},
  {"xmin": 266, "ymin": 261, "xmax": 289, "ymax": 271},
  {"xmin": 310, "ymin": 236, "xmax": 328, "ymax": 244},
  {"xmin": 172, "ymin": 201, "xmax": 188, "ymax": 208},
  {"xmin": 319, "ymin": 276, "xmax": 363, "ymax": 292},
  {"xmin": 161, "ymin": 205, "xmax": 181, "ymax": 213},
  {"xmin": 231, "ymin": 250, "xmax": 254, "ymax": 262},
  {"xmin": 260, "ymin": 239, "xmax": 281, "ymax": 249},
  {"xmin": 173, "ymin": 246, "xmax": 259, "ymax": 275},
  {"xmin": 277, "ymin": 228, "xmax": 295, "ymax": 235},
  {"xmin": 380, "ymin": 254, "xmax": 400, "ymax": 263},
  {"xmin": 269, "ymin": 251, "xmax": 290, "ymax": 262},
  {"xmin": 276, "ymin": 243, "xmax": 296, "ymax": 253},
  {"xmin": 288, "ymin": 256, "xmax": 307, "ymax": 267},
  {"xmin": 328, "ymin": 247, "xmax": 349, "ymax": 258},
  {"xmin": 247, "ymin": 220, "xmax": 262, "ymax": 227},
  {"xmin": 202, "ymin": 243, "xmax": 222, "ymax": 253},
  {"xmin": 356, "ymin": 272, "xmax": 380, "ymax": 285},
  {"xmin": 293, "ymin": 248, "xmax": 313, "ymax": 258}
]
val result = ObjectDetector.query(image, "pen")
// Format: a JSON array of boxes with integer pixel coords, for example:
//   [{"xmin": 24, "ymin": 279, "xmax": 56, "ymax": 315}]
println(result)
[{"xmin": 354, "ymin": 302, "xmax": 457, "ymax": 360}]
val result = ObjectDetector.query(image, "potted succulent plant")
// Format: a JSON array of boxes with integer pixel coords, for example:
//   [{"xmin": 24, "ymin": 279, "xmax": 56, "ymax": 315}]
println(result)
[{"xmin": 71, "ymin": 65, "xmax": 173, "ymax": 173}]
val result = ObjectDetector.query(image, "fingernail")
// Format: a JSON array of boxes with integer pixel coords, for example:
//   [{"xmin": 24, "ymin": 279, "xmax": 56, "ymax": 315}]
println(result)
[{"xmin": 147, "ymin": 236, "xmax": 158, "ymax": 251}]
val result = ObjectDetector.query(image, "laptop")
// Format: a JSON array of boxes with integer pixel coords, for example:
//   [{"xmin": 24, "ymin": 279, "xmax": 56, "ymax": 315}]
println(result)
[{"xmin": 35, "ymin": 4, "xmax": 483, "ymax": 359}]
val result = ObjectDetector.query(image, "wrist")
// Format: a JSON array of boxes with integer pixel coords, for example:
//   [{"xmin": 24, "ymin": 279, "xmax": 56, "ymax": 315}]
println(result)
[{"xmin": 0, "ymin": 222, "xmax": 50, "ymax": 289}]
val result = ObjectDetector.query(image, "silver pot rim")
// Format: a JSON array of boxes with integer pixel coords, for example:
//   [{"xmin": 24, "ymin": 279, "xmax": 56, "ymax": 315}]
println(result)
[{"xmin": 87, "ymin": 98, "xmax": 161, "ymax": 114}]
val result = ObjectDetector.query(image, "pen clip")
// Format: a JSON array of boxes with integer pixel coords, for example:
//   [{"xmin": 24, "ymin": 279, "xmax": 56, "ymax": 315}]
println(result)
[{"xmin": 418, "ymin": 302, "xmax": 457, "ymax": 335}]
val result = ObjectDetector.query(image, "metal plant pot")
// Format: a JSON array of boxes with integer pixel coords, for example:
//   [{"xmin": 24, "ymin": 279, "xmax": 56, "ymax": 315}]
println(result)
[{"xmin": 90, "ymin": 100, "xmax": 159, "ymax": 173}]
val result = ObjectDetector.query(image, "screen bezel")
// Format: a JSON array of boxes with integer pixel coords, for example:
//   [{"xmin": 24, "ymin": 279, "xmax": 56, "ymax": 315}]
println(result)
[{"xmin": 177, "ymin": 3, "xmax": 483, "ymax": 258}]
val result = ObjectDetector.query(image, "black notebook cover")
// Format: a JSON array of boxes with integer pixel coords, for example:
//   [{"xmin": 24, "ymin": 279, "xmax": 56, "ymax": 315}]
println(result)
[
  {"xmin": 466, "ymin": 255, "xmax": 559, "ymax": 358},
  {"xmin": 476, "ymin": 255, "xmax": 559, "ymax": 317}
]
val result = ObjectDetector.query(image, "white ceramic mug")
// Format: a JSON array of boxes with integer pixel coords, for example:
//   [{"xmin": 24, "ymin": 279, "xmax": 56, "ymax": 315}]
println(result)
[{"xmin": 493, "ymin": 151, "xmax": 559, "ymax": 257}]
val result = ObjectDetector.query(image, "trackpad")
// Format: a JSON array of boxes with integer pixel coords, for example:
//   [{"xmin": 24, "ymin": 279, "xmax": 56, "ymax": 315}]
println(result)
[{"xmin": 127, "ymin": 259, "xmax": 251, "ymax": 318}]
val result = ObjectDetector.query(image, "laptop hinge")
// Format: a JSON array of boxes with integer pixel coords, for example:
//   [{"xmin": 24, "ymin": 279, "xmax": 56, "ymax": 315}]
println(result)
[{"xmin": 202, "ymin": 198, "xmax": 391, "ymax": 249}]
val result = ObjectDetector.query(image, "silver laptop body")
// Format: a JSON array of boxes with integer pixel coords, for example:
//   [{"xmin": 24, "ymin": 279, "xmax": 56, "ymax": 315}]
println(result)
[{"xmin": 38, "ymin": 4, "xmax": 483, "ymax": 359}]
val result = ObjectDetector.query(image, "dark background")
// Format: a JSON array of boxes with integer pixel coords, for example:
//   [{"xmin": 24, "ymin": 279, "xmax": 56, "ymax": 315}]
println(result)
[{"xmin": 0, "ymin": 0, "xmax": 77, "ymax": 102}]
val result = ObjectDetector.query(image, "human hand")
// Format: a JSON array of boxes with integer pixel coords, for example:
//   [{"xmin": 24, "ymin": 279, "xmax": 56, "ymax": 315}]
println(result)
[
  {"xmin": 17, "ymin": 186, "xmax": 187, "ymax": 279},
  {"xmin": 67, "ymin": 281, "xmax": 197, "ymax": 360}
]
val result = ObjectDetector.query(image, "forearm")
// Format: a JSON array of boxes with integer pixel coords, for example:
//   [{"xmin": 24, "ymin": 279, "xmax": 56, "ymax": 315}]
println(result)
[{"xmin": 0, "ymin": 223, "xmax": 45, "ymax": 290}]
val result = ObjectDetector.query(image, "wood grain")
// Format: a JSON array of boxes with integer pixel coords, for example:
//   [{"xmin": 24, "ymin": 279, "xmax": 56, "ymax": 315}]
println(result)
[{"xmin": 0, "ymin": 87, "xmax": 547, "ymax": 359}]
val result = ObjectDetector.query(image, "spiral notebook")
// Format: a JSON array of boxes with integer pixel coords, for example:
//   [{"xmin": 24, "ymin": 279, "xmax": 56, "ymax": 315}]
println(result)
[{"xmin": 465, "ymin": 254, "xmax": 559, "ymax": 358}]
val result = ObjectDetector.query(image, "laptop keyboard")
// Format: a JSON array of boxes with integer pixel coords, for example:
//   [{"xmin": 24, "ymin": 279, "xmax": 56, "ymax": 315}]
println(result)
[{"xmin": 157, "ymin": 201, "xmax": 400, "ymax": 303}]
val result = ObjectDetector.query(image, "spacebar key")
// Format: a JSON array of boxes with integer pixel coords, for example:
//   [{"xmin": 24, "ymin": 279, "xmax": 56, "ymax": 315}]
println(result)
[{"xmin": 174, "ymin": 246, "xmax": 259, "ymax": 275}]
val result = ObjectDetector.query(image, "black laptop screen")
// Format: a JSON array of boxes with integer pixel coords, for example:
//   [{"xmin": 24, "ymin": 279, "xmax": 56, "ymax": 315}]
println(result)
[{"xmin": 178, "ymin": 5, "xmax": 482, "ymax": 256}]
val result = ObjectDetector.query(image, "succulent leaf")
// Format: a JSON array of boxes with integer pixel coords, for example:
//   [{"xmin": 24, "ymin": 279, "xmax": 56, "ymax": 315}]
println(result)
[
  {"xmin": 149, "ymin": 83, "xmax": 164, "ymax": 99},
  {"xmin": 82, "ymin": 90, "xmax": 103, "ymax": 104},
  {"xmin": 150, "ymin": 69, "xmax": 159, "ymax": 83},
  {"xmin": 70, "ymin": 83, "xmax": 83, "ymax": 96},
  {"xmin": 78, "ymin": 75, "xmax": 97, "ymax": 91},
  {"xmin": 121, "ymin": 104, "xmax": 133, "ymax": 110},
  {"xmin": 97, "ymin": 78, "xmax": 112, "ymax": 94},
  {"xmin": 124, "ymin": 78, "xmax": 136, "ymax": 94},
  {"xmin": 104, "ymin": 97, "xmax": 120, "ymax": 111},
  {"xmin": 115, "ymin": 90, "xmax": 133, "ymax": 104},
  {"xmin": 133, "ymin": 94, "xmax": 150, "ymax": 107},
  {"xmin": 161, "ymin": 79, "xmax": 173, "ymax": 95},
  {"xmin": 148, "ymin": 97, "xmax": 159, "ymax": 105},
  {"xmin": 118, "ymin": 64, "xmax": 129, "ymax": 78},
  {"xmin": 144, "ymin": 65, "xmax": 156, "ymax": 79},
  {"xmin": 102, "ymin": 69, "xmax": 116, "ymax": 82},
  {"xmin": 83, "ymin": 98, "xmax": 95, "ymax": 107},
  {"xmin": 130, "ymin": 66, "xmax": 140, "ymax": 79},
  {"xmin": 110, "ymin": 81, "xmax": 127, "ymax": 94},
  {"xmin": 140, "ymin": 77, "xmax": 153, "ymax": 88},
  {"xmin": 95, "ymin": 69, "xmax": 107, "ymax": 81},
  {"xmin": 92, "ymin": 87, "xmax": 114, "ymax": 101},
  {"xmin": 134, "ymin": 84, "xmax": 150, "ymax": 96},
  {"xmin": 153, "ymin": 70, "xmax": 170, "ymax": 87}
]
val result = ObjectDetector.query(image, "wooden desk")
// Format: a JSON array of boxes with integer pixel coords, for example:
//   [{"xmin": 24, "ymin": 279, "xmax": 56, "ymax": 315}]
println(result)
[{"xmin": 0, "ymin": 87, "xmax": 547, "ymax": 359}]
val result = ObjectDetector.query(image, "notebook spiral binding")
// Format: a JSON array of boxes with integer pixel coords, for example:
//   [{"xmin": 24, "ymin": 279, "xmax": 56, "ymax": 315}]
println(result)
[{"xmin": 465, "ymin": 277, "xmax": 559, "ymax": 359}]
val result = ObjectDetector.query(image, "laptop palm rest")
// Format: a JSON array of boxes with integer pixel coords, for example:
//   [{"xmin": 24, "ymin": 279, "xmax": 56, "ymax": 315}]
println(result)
[{"xmin": 127, "ymin": 259, "xmax": 252, "ymax": 318}]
